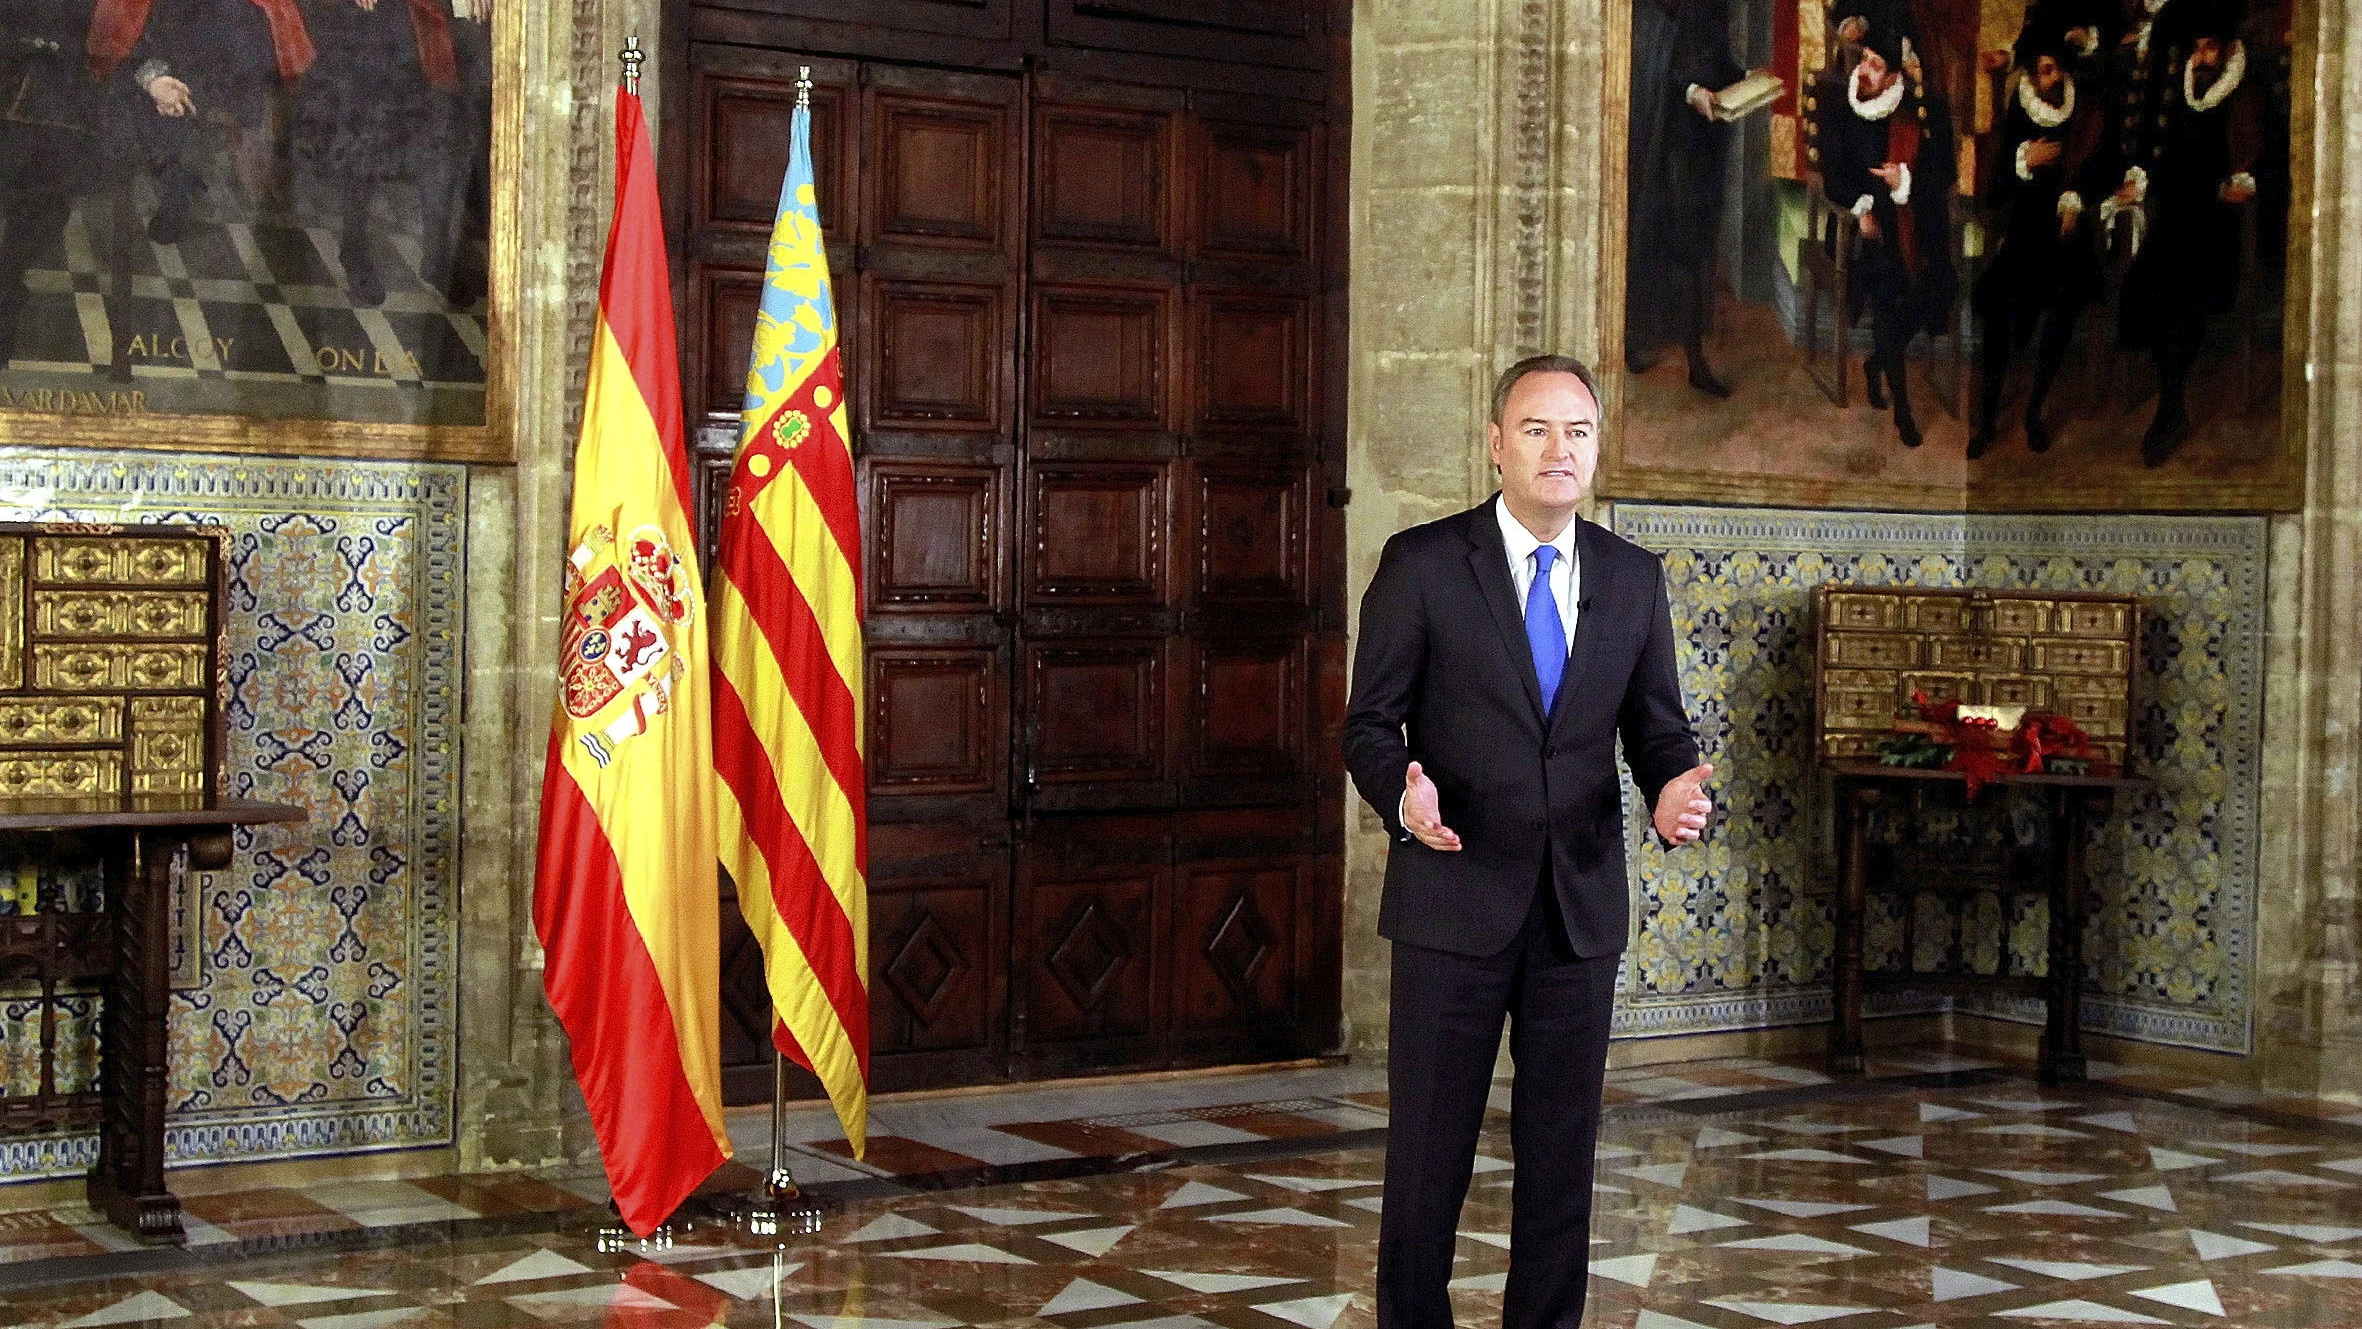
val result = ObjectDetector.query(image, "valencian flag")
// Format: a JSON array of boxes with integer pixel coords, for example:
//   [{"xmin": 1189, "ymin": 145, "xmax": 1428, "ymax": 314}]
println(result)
[
  {"xmin": 710, "ymin": 80, "xmax": 871, "ymax": 1156},
  {"xmin": 532, "ymin": 82, "xmax": 732, "ymax": 1235}
]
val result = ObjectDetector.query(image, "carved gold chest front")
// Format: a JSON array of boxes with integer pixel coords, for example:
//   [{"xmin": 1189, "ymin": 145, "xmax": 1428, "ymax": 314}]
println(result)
[
  {"xmin": 0, "ymin": 523, "xmax": 225, "ymax": 801},
  {"xmin": 1812, "ymin": 585, "xmax": 2140, "ymax": 769}
]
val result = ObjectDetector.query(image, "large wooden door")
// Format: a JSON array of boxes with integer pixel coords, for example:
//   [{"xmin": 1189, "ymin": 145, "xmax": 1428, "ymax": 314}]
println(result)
[
  {"xmin": 673, "ymin": 4, "xmax": 1344, "ymax": 1100},
  {"xmin": 1009, "ymin": 74, "xmax": 1330, "ymax": 1077}
]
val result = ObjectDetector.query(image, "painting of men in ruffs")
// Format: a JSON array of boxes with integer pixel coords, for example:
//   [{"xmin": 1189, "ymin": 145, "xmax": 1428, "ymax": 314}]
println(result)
[
  {"xmin": 0, "ymin": 0, "xmax": 492, "ymax": 428},
  {"xmin": 1614, "ymin": 0, "xmax": 2301, "ymax": 510}
]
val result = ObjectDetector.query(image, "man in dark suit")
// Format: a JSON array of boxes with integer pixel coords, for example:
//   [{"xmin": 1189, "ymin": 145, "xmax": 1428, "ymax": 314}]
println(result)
[
  {"xmin": 1624, "ymin": 0, "xmax": 1744, "ymax": 397},
  {"xmin": 1344, "ymin": 355, "xmax": 1713, "ymax": 1329},
  {"xmin": 2109, "ymin": 0, "xmax": 2258, "ymax": 464},
  {"xmin": 1970, "ymin": 37, "xmax": 2109, "ymax": 458},
  {"xmin": 1818, "ymin": 26, "xmax": 1956, "ymax": 449}
]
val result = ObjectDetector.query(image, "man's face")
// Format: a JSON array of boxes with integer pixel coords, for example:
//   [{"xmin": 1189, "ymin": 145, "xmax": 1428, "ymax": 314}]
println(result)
[
  {"xmin": 1487, "ymin": 371, "xmax": 1600, "ymax": 522},
  {"xmin": 2033, "ymin": 55, "xmax": 2066, "ymax": 99},
  {"xmin": 1855, "ymin": 49, "xmax": 1896, "ymax": 97},
  {"xmin": 2191, "ymin": 36, "xmax": 2225, "ymax": 74}
]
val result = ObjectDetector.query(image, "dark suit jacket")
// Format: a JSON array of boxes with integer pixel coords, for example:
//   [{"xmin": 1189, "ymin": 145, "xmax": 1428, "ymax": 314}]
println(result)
[{"xmin": 1342, "ymin": 498, "xmax": 1700, "ymax": 959}]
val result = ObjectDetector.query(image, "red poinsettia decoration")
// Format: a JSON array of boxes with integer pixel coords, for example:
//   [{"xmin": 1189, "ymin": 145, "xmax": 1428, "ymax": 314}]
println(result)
[{"xmin": 1880, "ymin": 691, "xmax": 2113, "ymax": 795}]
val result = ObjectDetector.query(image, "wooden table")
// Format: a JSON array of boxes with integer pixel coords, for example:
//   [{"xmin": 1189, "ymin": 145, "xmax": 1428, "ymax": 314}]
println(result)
[
  {"xmin": 1824, "ymin": 761, "xmax": 2147, "ymax": 1085},
  {"xmin": 0, "ymin": 795, "xmax": 305, "ymax": 1242}
]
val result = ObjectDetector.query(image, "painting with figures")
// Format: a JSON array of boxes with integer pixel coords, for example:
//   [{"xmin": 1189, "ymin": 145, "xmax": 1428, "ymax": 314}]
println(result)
[
  {"xmin": 1612, "ymin": 0, "xmax": 2304, "ymax": 511},
  {"xmin": 0, "ymin": 0, "xmax": 494, "ymax": 443}
]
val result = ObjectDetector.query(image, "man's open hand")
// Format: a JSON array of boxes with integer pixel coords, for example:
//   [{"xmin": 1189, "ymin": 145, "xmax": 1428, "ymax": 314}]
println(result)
[
  {"xmin": 1401, "ymin": 761, "xmax": 1462, "ymax": 852},
  {"xmin": 1653, "ymin": 763, "xmax": 1715, "ymax": 845}
]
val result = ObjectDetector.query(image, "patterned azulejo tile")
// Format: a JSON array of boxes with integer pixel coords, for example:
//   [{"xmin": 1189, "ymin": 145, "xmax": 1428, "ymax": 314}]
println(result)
[
  {"xmin": 0, "ymin": 449, "xmax": 464, "ymax": 1177},
  {"xmin": 1608, "ymin": 506, "xmax": 2265, "ymax": 1055}
]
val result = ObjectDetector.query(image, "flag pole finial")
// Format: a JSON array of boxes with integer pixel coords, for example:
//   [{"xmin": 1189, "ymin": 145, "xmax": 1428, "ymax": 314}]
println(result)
[
  {"xmin": 620, "ymin": 35, "xmax": 645, "ymax": 96},
  {"xmin": 795, "ymin": 66, "xmax": 812, "ymax": 110}
]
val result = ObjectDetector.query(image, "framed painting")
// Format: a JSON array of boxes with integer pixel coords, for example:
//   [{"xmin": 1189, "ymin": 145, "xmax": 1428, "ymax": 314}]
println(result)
[
  {"xmin": 1598, "ymin": 0, "xmax": 2311, "ymax": 511},
  {"xmin": 0, "ymin": 0, "xmax": 514, "ymax": 463}
]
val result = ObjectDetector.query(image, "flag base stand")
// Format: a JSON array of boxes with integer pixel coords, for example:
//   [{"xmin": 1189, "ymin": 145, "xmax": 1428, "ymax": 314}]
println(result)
[
  {"xmin": 722, "ymin": 1173, "xmax": 828, "ymax": 1241},
  {"xmin": 595, "ymin": 1215, "xmax": 696, "ymax": 1255},
  {"xmin": 592, "ymin": 1200, "xmax": 705, "ymax": 1255},
  {"xmin": 724, "ymin": 1048, "xmax": 829, "ymax": 1243}
]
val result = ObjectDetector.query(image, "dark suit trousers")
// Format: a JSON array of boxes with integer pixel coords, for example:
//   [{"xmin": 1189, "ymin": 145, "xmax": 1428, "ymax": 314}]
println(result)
[{"xmin": 1378, "ymin": 887, "xmax": 1618, "ymax": 1329}]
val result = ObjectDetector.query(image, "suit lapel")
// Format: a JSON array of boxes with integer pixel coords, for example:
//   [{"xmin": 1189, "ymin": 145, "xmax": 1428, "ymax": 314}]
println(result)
[
  {"xmin": 1548, "ymin": 517, "xmax": 1612, "ymax": 733},
  {"xmin": 1465, "ymin": 497, "xmax": 1548, "ymax": 724}
]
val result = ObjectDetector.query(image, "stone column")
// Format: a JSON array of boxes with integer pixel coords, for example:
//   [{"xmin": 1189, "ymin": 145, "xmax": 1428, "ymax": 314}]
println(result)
[
  {"xmin": 455, "ymin": 0, "xmax": 667, "ymax": 1171},
  {"xmin": 2256, "ymin": 0, "xmax": 2362, "ymax": 1102},
  {"xmin": 1343, "ymin": 0, "xmax": 1613, "ymax": 1057}
]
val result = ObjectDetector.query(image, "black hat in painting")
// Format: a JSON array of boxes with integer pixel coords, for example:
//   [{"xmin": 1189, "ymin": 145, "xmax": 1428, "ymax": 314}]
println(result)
[
  {"xmin": 2154, "ymin": 0, "xmax": 2242, "ymax": 47},
  {"xmin": 2015, "ymin": 19, "xmax": 2073, "ymax": 66},
  {"xmin": 2179, "ymin": 0, "xmax": 2244, "ymax": 43},
  {"xmin": 1839, "ymin": 0, "xmax": 1922, "ymax": 62},
  {"xmin": 1858, "ymin": 17, "xmax": 1908, "ymax": 64}
]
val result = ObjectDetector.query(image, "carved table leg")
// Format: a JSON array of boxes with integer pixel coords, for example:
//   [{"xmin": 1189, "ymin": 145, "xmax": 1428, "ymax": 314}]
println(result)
[
  {"xmin": 1831, "ymin": 780, "xmax": 1880, "ymax": 1075},
  {"xmin": 2039, "ymin": 790, "xmax": 2110, "ymax": 1086},
  {"xmin": 88, "ymin": 830, "xmax": 185, "ymax": 1243}
]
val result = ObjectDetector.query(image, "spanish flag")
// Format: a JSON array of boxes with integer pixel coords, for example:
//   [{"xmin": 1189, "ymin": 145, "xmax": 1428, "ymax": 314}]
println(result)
[
  {"xmin": 710, "ymin": 87, "xmax": 871, "ymax": 1156},
  {"xmin": 532, "ymin": 85, "xmax": 731, "ymax": 1235}
]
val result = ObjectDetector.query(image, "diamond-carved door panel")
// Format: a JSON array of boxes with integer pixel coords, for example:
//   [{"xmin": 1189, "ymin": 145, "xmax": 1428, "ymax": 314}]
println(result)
[
  {"xmin": 1048, "ymin": 902, "xmax": 1130, "ymax": 1011},
  {"xmin": 1172, "ymin": 860, "xmax": 1299, "ymax": 1048},
  {"xmin": 873, "ymin": 883, "xmax": 993, "ymax": 1056},
  {"xmin": 1015, "ymin": 821, "xmax": 1165, "ymax": 1072},
  {"xmin": 1202, "ymin": 892, "xmax": 1275, "ymax": 1001},
  {"xmin": 867, "ymin": 850, "xmax": 1006, "ymax": 1091}
]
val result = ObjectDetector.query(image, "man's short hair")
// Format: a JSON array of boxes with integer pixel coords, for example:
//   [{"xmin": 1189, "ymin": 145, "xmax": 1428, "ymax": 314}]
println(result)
[{"xmin": 1490, "ymin": 354, "xmax": 1603, "ymax": 426}]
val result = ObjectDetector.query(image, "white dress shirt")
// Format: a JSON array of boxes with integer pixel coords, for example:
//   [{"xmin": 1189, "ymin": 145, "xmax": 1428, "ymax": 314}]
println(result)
[
  {"xmin": 1398, "ymin": 502, "xmax": 1582, "ymax": 835},
  {"xmin": 1495, "ymin": 498, "xmax": 1581, "ymax": 651}
]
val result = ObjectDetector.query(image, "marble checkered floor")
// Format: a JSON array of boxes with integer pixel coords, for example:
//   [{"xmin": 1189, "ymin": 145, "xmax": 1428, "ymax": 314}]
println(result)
[{"xmin": 6, "ymin": 1054, "xmax": 2362, "ymax": 1327}]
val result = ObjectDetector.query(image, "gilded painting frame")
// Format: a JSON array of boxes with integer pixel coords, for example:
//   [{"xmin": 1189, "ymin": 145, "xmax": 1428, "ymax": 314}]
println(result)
[
  {"xmin": 1593, "ymin": 0, "xmax": 2314, "ymax": 513},
  {"xmin": 0, "ymin": 3, "xmax": 521, "ymax": 465}
]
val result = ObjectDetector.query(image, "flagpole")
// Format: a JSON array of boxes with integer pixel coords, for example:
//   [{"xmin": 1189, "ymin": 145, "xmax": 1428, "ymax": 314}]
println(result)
[
  {"xmin": 715, "ymin": 53, "xmax": 848, "ymax": 1243},
  {"xmin": 728, "ymin": 1045, "xmax": 826, "ymax": 1239},
  {"xmin": 580, "ymin": 28, "xmax": 714, "ymax": 1253},
  {"xmin": 727, "ymin": 62, "xmax": 828, "ymax": 1247}
]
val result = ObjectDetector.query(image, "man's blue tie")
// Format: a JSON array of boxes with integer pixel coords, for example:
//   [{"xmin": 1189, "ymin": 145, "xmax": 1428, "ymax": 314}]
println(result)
[{"xmin": 1526, "ymin": 544, "xmax": 1566, "ymax": 714}]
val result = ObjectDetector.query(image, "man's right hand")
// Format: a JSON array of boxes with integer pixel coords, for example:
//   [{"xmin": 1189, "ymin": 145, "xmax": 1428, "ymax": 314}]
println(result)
[
  {"xmin": 2026, "ymin": 140, "xmax": 2063, "ymax": 170},
  {"xmin": 148, "ymin": 77, "xmax": 193, "ymax": 117},
  {"xmin": 1401, "ymin": 761, "xmax": 1462, "ymax": 852}
]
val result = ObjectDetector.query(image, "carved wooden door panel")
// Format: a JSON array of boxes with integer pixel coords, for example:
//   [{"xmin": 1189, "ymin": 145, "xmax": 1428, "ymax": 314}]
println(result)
[
  {"xmin": 1167, "ymin": 91, "xmax": 1331, "ymax": 1062},
  {"xmin": 856, "ymin": 62, "xmax": 1024, "ymax": 1092},
  {"xmin": 1044, "ymin": 0, "xmax": 1327, "ymax": 70},
  {"xmin": 683, "ymin": 50, "xmax": 1021, "ymax": 1098},
  {"xmin": 679, "ymin": 45, "xmax": 1340, "ymax": 1095},
  {"xmin": 1008, "ymin": 77, "xmax": 1328, "ymax": 1076},
  {"xmin": 1008, "ymin": 79, "xmax": 1181, "ymax": 1075}
]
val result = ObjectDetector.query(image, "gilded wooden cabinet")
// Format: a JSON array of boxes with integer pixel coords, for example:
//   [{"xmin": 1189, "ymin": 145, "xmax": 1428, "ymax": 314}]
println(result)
[
  {"xmin": 1812, "ymin": 586, "xmax": 2139, "ymax": 770},
  {"xmin": 0, "ymin": 525, "xmax": 225, "ymax": 802},
  {"xmin": 0, "ymin": 522, "xmax": 298, "ymax": 1243}
]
